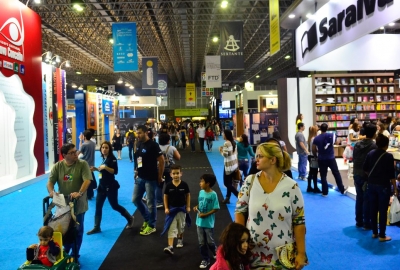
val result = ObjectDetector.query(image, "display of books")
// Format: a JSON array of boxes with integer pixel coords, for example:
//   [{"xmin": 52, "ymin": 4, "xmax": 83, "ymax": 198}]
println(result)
[
  {"xmin": 383, "ymin": 86, "xmax": 388, "ymax": 93},
  {"xmin": 390, "ymin": 95, "xmax": 395, "ymax": 101},
  {"xmin": 343, "ymin": 96, "xmax": 348, "ymax": 103},
  {"xmin": 383, "ymin": 78, "xmax": 388, "ymax": 84},
  {"xmin": 336, "ymin": 87, "xmax": 341, "ymax": 94},
  {"xmin": 376, "ymin": 95, "xmax": 382, "ymax": 102},
  {"xmin": 341, "ymin": 78, "xmax": 347, "ymax": 85},
  {"xmin": 369, "ymin": 78, "xmax": 374, "ymax": 84},
  {"xmin": 364, "ymin": 87, "xmax": 369, "ymax": 92},
  {"xmin": 350, "ymin": 78, "xmax": 355, "ymax": 85},
  {"xmin": 335, "ymin": 78, "xmax": 340, "ymax": 85},
  {"xmin": 377, "ymin": 86, "xmax": 382, "ymax": 93},
  {"xmin": 356, "ymin": 78, "xmax": 362, "ymax": 85},
  {"xmin": 376, "ymin": 77, "xmax": 381, "ymax": 83},
  {"xmin": 350, "ymin": 87, "xmax": 355, "ymax": 93},
  {"xmin": 389, "ymin": 77, "xmax": 394, "ymax": 83},
  {"xmin": 316, "ymin": 86, "xmax": 325, "ymax": 94},
  {"xmin": 326, "ymin": 86, "xmax": 334, "ymax": 94},
  {"xmin": 343, "ymin": 87, "xmax": 348, "ymax": 94},
  {"xmin": 363, "ymin": 79, "xmax": 369, "ymax": 84},
  {"xmin": 357, "ymin": 96, "xmax": 362, "ymax": 102},
  {"xmin": 389, "ymin": 86, "xmax": 394, "ymax": 93},
  {"xmin": 369, "ymin": 96, "xmax": 374, "ymax": 102},
  {"xmin": 369, "ymin": 87, "xmax": 374, "ymax": 93},
  {"xmin": 383, "ymin": 95, "xmax": 389, "ymax": 101},
  {"xmin": 357, "ymin": 87, "xmax": 363, "ymax": 93},
  {"xmin": 363, "ymin": 96, "xmax": 368, "ymax": 102},
  {"xmin": 336, "ymin": 96, "xmax": 342, "ymax": 103},
  {"xmin": 349, "ymin": 96, "xmax": 354, "ymax": 102}
]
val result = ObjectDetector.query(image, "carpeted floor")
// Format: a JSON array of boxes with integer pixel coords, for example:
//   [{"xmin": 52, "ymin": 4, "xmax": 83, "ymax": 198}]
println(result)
[{"xmin": 99, "ymin": 144, "xmax": 233, "ymax": 269}]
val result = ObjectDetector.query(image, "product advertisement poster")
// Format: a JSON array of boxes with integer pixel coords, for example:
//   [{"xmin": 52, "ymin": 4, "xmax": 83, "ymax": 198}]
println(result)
[
  {"xmin": 142, "ymin": 57, "xmax": 158, "ymax": 89},
  {"xmin": 87, "ymin": 92, "xmax": 98, "ymax": 131},
  {"xmin": 0, "ymin": 0, "xmax": 44, "ymax": 177},
  {"xmin": 205, "ymin": 56, "xmax": 221, "ymax": 88},
  {"xmin": 112, "ymin": 22, "xmax": 138, "ymax": 72},
  {"xmin": 186, "ymin": 83, "xmax": 196, "ymax": 106}
]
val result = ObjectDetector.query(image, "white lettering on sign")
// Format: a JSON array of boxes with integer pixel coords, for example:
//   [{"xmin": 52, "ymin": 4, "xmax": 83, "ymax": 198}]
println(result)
[
  {"xmin": 7, "ymin": 47, "xmax": 23, "ymax": 61},
  {"xmin": 0, "ymin": 45, "xmax": 6, "ymax": 56}
]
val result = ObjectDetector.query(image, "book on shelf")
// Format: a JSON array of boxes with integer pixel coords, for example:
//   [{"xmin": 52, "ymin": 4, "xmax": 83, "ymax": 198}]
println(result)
[
  {"xmin": 369, "ymin": 87, "xmax": 374, "ymax": 93},
  {"xmin": 356, "ymin": 78, "xmax": 362, "ymax": 85},
  {"xmin": 369, "ymin": 96, "xmax": 374, "ymax": 102},
  {"xmin": 343, "ymin": 96, "xmax": 348, "ymax": 103},
  {"xmin": 336, "ymin": 87, "xmax": 341, "ymax": 94},
  {"xmin": 363, "ymin": 87, "xmax": 369, "ymax": 92},
  {"xmin": 377, "ymin": 86, "xmax": 382, "ymax": 93},
  {"xmin": 349, "ymin": 96, "xmax": 354, "ymax": 102},
  {"xmin": 389, "ymin": 86, "xmax": 394, "ymax": 93},
  {"xmin": 335, "ymin": 78, "xmax": 340, "ymax": 85},
  {"xmin": 341, "ymin": 78, "xmax": 347, "ymax": 85},
  {"xmin": 376, "ymin": 77, "xmax": 381, "ymax": 83},
  {"xmin": 357, "ymin": 87, "xmax": 363, "ymax": 93},
  {"xmin": 383, "ymin": 78, "xmax": 388, "ymax": 84},
  {"xmin": 363, "ymin": 96, "xmax": 368, "ymax": 102},
  {"xmin": 389, "ymin": 77, "xmax": 394, "ymax": 83},
  {"xmin": 383, "ymin": 86, "xmax": 388, "ymax": 93},
  {"xmin": 337, "ymin": 96, "xmax": 342, "ymax": 103},
  {"xmin": 363, "ymin": 79, "xmax": 369, "ymax": 84},
  {"xmin": 397, "ymin": 95, "xmax": 400, "ymax": 102},
  {"xmin": 315, "ymin": 86, "xmax": 325, "ymax": 94},
  {"xmin": 326, "ymin": 86, "xmax": 334, "ymax": 94},
  {"xmin": 376, "ymin": 95, "xmax": 381, "ymax": 102},
  {"xmin": 383, "ymin": 95, "xmax": 388, "ymax": 101},
  {"xmin": 369, "ymin": 78, "xmax": 374, "ymax": 84},
  {"xmin": 349, "ymin": 78, "xmax": 355, "ymax": 85},
  {"xmin": 357, "ymin": 96, "xmax": 362, "ymax": 102},
  {"xmin": 350, "ymin": 87, "xmax": 355, "ymax": 93},
  {"xmin": 343, "ymin": 87, "xmax": 348, "ymax": 93},
  {"xmin": 390, "ymin": 95, "xmax": 395, "ymax": 101}
]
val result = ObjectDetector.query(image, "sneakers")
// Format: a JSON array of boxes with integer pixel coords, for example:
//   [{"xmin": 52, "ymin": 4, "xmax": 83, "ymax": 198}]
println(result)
[
  {"xmin": 306, "ymin": 187, "xmax": 313, "ymax": 193},
  {"xmin": 156, "ymin": 203, "xmax": 164, "ymax": 209},
  {"xmin": 140, "ymin": 221, "xmax": 149, "ymax": 232},
  {"xmin": 199, "ymin": 260, "xmax": 210, "ymax": 269},
  {"xmin": 86, "ymin": 227, "xmax": 101, "ymax": 235},
  {"xmin": 298, "ymin": 176, "xmax": 307, "ymax": 181},
  {"xmin": 140, "ymin": 225, "xmax": 156, "ymax": 235},
  {"xmin": 126, "ymin": 216, "xmax": 134, "ymax": 229},
  {"xmin": 341, "ymin": 187, "xmax": 349, "ymax": 195},
  {"xmin": 176, "ymin": 239, "xmax": 183, "ymax": 248},
  {"xmin": 164, "ymin": 246, "xmax": 174, "ymax": 255}
]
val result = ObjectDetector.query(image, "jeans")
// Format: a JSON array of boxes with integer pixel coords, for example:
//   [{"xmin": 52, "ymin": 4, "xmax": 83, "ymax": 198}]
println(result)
[
  {"xmin": 132, "ymin": 177, "xmax": 157, "ymax": 228},
  {"xmin": 128, "ymin": 143, "xmax": 134, "ymax": 161},
  {"xmin": 318, "ymin": 158, "xmax": 345, "ymax": 195},
  {"xmin": 354, "ymin": 175, "xmax": 371, "ymax": 227},
  {"xmin": 368, "ymin": 183, "xmax": 391, "ymax": 238},
  {"xmin": 156, "ymin": 171, "xmax": 172, "ymax": 204},
  {"xmin": 171, "ymin": 135, "xmax": 177, "ymax": 147},
  {"xmin": 190, "ymin": 138, "xmax": 195, "ymax": 151},
  {"xmin": 197, "ymin": 226, "xmax": 217, "ymax": 261},
  {"xmin": 238, "ymin": 159, "xmax": 250, "ymax": 180},
  {"xmin": 64, "ymin": 212, "xmax": 85, "ymax": 259},
  {"xmin": 224, "ymin": 169, "xmax": 238, "ymax": 199},
  {"xmin": 95, "ymin": 184, "xmax": 130, "ymax": 221},
  {"xmin": 206, "ymin": 139, "xmax": 213, "ymax": 151},
  {"xmin": 298, "ymin": 154, "xmax": 308, "ymax": 178},
  {"xmin": 199, "ymin": 138, "xmax": 205, "ymax": 152}
]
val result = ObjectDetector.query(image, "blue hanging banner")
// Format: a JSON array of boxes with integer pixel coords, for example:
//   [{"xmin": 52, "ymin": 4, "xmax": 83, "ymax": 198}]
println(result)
[
  {"xmin": 156, "ymin": 74, "xmax": 168, "ymax": 96},
  {"xmin": 102, "ymin": 96, "xmax": 113, "ymax": 115},
  {"xmin": 142, "ymin": 57, "xmax": 158, "ymax": 89},
  {"xmin": 112, "ymin": 22, "xmax": 138, "ymax": 72}
]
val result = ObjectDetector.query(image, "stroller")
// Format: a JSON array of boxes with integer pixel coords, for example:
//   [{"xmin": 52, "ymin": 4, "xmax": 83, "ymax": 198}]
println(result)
[{"xmin": 17, "ymin": 197, "xmax": 80, "ymax": 270}]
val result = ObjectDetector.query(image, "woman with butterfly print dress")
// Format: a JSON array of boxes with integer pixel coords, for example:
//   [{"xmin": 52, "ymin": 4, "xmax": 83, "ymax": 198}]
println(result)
[{"xmin": 234, "ymin": 142, "xmax": 307, "ymax": 270}]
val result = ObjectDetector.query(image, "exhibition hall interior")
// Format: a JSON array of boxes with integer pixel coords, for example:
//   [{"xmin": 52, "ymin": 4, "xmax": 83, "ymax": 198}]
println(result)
[{"xmin": 1, "ymin": 0, "xmax": 400, "ymax": 269}]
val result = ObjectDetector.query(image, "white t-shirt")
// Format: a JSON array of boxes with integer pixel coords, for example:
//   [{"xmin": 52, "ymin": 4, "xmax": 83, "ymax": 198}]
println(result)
[
  {"xmin": 196, "ymin": 127, "xmax": 206, "ymax": 138},
  {"xmin": 348, "ymin": 129, "xmax": 358, "ymax": 144}
]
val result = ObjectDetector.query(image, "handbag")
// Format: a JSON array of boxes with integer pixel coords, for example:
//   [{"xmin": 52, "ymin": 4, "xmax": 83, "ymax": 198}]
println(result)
[
  {"xmin": 233, "ymin": 169, "xmax": 242, "ymax": 181},
  {"xmin": 276, "ymin": 242, "xmax": 308, "ymax": 269},
  {"xmin": 389, "ymin": 196, "xmax": 400, "ymax": 224}
]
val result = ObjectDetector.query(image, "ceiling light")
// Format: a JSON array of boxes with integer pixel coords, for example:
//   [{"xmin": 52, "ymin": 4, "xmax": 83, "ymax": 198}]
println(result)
[
  {"xmin": 55, "ymin": 55, "xmax": 61, "ymax": 63},
  {"xmin": 34, "ymin": 0, "xmax": 40, "ymax": 3},
  {"xmin": 212, "ymin": 37, "xmax": 219, "ymax": 43},
  {"xmin": 72, "ymin": 0, "xmax": 84, "ymax": 11},
  {"xmin": 285, "ymin": 55, "xmax": 291, "ymax": 60},
  {"xmin": 95, "ymin": 79, "xmax": 98, "ymax": 82},
  {"xmin": 256, "ymin": 75, "xmax": 260, "ymax": 78},
  {"xmin": 59, "ymin": 60, "xmax": 70, "ymax": 68},
  {"xmin": 389, "ymin": 22, "xmax": 395, "ymax": 26},
  {"xmin": 306, "ymin": 13, "xmax": 312, "ymax": 19},
  {"xmin": 125, "ymin": 82, "xmax": 131, "ymax": 86},
  {"xmin": 108, "ymin": 34, "xmax": 114, "ymax": 44},
  {"xmin": 76, "ymin": 71, "xmax": 81, "ymax": 75},
  {"xmin": 221, "ymin": 1, "xmax": 228, "ymax": 8},
  {"xmin": 129, "ymin": 85, "xmax": 134, "ymax": 89},
  {"xmin": 267, "ymin": 67, "xmax": 272, "ymax": 71},
  {"xmin": 71, "ymin": 83, "xmax": 77, "ymax": 88},
  {"xmin": 117, "ymin": 77, "xmax": 123, "ymax": 84},
  {"xmin": 380, "ymin": 26, "xmax": 385, "ymax": 30},
  {"xmin": 42, "ymin": 51, "xmax": 52, "ymax": 60},
  {"xmin": 288, "ymin": 14, "xmax": 295, "ymax": 19},
  {"xmin": 308, "ymin": 74, "xmax": 312, "ymax": 77},
  {"xmin": 78, "ymin": 85, "xmax": 83, "ymax": 90}
]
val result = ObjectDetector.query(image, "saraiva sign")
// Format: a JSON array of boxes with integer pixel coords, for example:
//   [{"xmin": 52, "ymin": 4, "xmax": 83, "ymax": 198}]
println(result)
[{"xmin": 296, "ymin": 0, "xmax": 399, "ymax": 68}]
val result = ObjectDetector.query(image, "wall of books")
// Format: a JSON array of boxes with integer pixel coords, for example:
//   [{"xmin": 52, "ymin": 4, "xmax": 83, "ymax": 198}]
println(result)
[{"xmin": 314, "ymin": 73, "xmax": 399, "ymax": 137}]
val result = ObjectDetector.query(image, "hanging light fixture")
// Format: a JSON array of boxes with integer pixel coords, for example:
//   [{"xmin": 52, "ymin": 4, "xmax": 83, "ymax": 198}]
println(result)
[
  {"xmin": 117, "ymin": 77, "xmax": 123, "ymax": 84},
  {"xmin": 71, "ymin": 83, "xmax": 77, "ymax": 88},
  {"xmin": 78, "ymin": 85, "xmax": 83, "ymax": 90}
]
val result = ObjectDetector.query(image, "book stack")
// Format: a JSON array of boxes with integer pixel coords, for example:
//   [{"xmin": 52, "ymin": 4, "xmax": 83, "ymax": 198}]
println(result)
[
  {"xmin": 383, "ymin": 86, "xmax": 388, "ymax": 93},
  {"xmin": 349, "ymin": 96, "xmax": 354, "ymax": 102},
  {"xmin": 389, "ymin": 86, "xmax": 394, "ymax": 93},
  {"xmin": 377, "ymin": 86, "xmax": 382, "ymax": 93},
  {"xmin": 315, "ymin": 98, "xmax": 324, "ymax": 104},
  {"xmin": 350, "ymin": 87, "xmax": 355, "ymax": 93},
  {"xmin": 326, "ymin": 97, "xmax": 335, "ymax": 103}
]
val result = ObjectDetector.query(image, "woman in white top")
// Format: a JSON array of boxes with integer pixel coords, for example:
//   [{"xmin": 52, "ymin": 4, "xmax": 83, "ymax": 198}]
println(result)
[
  {"xmin": 220, "ymin": 129, "xmax": 239, "ymax": 204},
  {"xmin": 377, "ymin": 123, "xmax": 390, "ymax": 137}
]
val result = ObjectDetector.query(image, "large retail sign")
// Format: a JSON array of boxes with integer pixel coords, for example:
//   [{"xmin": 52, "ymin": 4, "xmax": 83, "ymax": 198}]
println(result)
[
  {"xmin": 112, "ymin": 22, "xmax": 138, "ymax": 72},
  {"xmin": 156, "ymin": 74, "xmax": 168, "ymax": 96},
  {"xmin": 175, "ymin": 108, "xmax": 208, "ymax": 117},
  {"xmin": 220, "ymin": 21, "xmax": 244, "ymax": 70},
  {"xmin": 142, "ymin": 57, "xmax": 158, "ymax": 89},
  {"xmin": 87, "ymin": 92, "xmax": 98, "ymax": 131},
  {"xmin": 269, "ymin": 0, "xmax": 280, "ymax": 56},
  {"xmin": 0, "ymin": 0, "xmax": 43, "ymax": 184},
  {"xmin": 186, "ymin": 83, "xmax": 196, "ymax": 106},
  {"xmin": 205, "ymin": 56, "xmax": 221, "ymax": 88},
  {"xmin": 296, "ymin": 0, "xmax": 398, "ymax": 68}
]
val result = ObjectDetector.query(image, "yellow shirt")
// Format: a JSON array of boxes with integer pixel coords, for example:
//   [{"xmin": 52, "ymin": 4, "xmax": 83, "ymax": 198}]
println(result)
[{"xmin": 296, "ymin": 119, "xmax": 302, "ymax": 133}]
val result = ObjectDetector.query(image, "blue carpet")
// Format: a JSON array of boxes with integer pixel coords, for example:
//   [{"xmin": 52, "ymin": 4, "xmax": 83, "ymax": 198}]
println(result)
[{"xmin": 2, "ymin": 141, "xmax": 400, "ymax": 269}]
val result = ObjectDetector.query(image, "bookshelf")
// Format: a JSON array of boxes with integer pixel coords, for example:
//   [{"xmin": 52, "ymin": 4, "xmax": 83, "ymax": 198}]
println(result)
[{"xmin": 313, "ymin": 73, "xmax": 399, "ymax": 137}]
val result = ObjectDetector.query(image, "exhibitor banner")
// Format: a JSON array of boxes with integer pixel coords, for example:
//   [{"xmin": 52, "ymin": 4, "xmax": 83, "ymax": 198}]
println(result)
[
  {"xmin": 156, "ymin": 74, "xmax": 168, "ymax": 96},
  {"xmin": 142, "ymin": 57, "xmax": 158, "ymax": 89},
  {"xmin": 186, "ymin": 83, "xmax": 196, "ymax": 106},
  {"xmin": 220, "ymin": 21, "xmax": 244, "ymax": 70},
  {"xmin": 112, "ymin": 22, "xmax": 138, "ymax": 72},
  {"xmin": 269, "ymin": 0, "xmax": 280, "ymax": 55},
  {"xmin": 205, "ymin": 56, "xmax": 221, "ymax": 88}
]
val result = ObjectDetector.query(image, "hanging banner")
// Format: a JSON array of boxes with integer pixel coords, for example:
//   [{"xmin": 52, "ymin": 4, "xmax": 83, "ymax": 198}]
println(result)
[
  {"xmin": 142, "ymin": 57, "xmax": 158, "ymax": 89},
  {"xmin": 87, "ymin": 92, "xmax": 98, "ymax": 131},
  {"xmin": 220, "ymin": 21, "xmax": 244, "ymax": 70},
  {"xmin": 269, "ymin": 0, "xmax": 280, "ymax": 56},
  {"xmin": 186, "ymin": 83, "xmax": 196, "ymax": 106},
  {"xmin": 102, "ymin": 95, "xmax": 113, "ymax": 115},
  {"xmin": 205, "ymin": 56, "xmax": 221, "ymax": 88},
  {"xmin": 112, "ymin": 22, "xmax": 138, "ymax": 72},
  {"xmin": 156, "ymin": 74, "xmax": 168, "ymax": 96}
]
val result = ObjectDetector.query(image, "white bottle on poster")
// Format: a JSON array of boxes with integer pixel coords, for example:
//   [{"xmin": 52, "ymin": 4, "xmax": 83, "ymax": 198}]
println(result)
[{"xmin": 146, "ymin": 60, "xmax": 154, "ymax": 86}]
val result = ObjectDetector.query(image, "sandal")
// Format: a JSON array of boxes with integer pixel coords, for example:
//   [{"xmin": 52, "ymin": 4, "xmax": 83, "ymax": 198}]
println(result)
[{"xmin": 379, "ymin": 236, "xmax": 391, "ymax": 242}]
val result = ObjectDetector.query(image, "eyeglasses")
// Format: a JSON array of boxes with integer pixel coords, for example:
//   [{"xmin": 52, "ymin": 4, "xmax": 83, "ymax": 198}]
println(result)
[{"xmin": 67, "ymin": 150, "xmax": 78, "ymax": 155}]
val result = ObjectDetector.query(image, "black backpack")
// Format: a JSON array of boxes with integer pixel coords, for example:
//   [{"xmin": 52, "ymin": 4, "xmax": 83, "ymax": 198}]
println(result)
[{"xmin": 127, "ymin": 131, "xmax": 135, "ymax": 144}]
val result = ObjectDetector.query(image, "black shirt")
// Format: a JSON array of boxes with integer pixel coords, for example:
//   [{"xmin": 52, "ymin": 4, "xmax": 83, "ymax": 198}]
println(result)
[
  {"xmin": 164, "ymin": 180, "xmax": 190, "ymax": 207},
  {"xmin": 135, "ymin": 139, "xmax": 162, "ymax": 181},
  {"xmin": 99, "ymin": 155, "xmax": 118, "ymax": 186},
  {"xmin": 363, "ymin": 149, "xmax": 395, "ymax": 187}
]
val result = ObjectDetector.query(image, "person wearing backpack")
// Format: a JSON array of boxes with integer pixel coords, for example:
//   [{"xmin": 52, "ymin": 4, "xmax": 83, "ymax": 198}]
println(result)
[
  {"xmin": 157, "ymin": 133, "xmax": 181, "ymax": 208},
  {"xmin": 125, "ymin": 126, "xmax": 136, "ymax": 163}
]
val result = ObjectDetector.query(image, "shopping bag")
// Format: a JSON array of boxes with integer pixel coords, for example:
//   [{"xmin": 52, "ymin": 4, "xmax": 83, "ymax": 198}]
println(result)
[{"xmin": 389, "ymin": 196, "xmax": 400, "ymax": 224}]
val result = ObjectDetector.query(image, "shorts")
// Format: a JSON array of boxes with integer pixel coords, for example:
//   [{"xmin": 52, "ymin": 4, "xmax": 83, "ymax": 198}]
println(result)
[{"xmin": 167, "ymin": 212, "xmax": 186, "ymax": 238}]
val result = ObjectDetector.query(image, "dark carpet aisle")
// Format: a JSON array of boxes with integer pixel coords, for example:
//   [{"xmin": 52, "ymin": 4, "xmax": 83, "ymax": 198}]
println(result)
[{"xmin": 99, "ymin": 149, "xmax": 233, "ymax": 269}]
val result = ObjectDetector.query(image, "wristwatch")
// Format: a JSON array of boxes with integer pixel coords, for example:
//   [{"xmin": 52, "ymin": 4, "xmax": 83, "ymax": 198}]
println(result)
[{"xmin": 78, "ymin": 191, "xmax": 83, "ymax": 196}]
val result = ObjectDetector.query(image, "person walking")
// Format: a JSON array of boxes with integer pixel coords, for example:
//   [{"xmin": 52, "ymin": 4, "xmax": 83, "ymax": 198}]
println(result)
[
  {"xmin": 197, "ymin": 123, "xmax": 206, "ymax": 153},
  {"xmin": 353, "ymin": 123, "xmax": 377, "ymax": 229},
  {"xmin": 46, "ymin": 143, "xmax": 92, "ymax": 261},
  {"xmin": 188, "ymin": 124, "xmax": 196, "ymax": 152},
  {"xmin": 125, "ymin": 126, "xmax": 136, "ymax": 163},
  {"xmin": 112, "ymin": 129, "xmax": 123, "ymax": 160},
  {"xmin": 179, "ymin": 125, "xmax": 187, "ymax": 150},
  {"xmin": 236, "ymin": 134, "xmax": 255, "ymax": 185},
  {"xmin": 220, "ymin": 129, "xmax": 239, "ymax": 204},
  {"xmin": 132, "ymin": 125, "xmax": 165, "ymax": 235},
  {"xmin": 205, "ymin": 126, "xmax": 215, "ymax": 152},
  {"xmin": 77, "ymin": 130, "xmax": 97, "ymax": 200},
  {"xmin": 87, "ymin": 141, "xmax": 134, "ymax": 235},
  {"xmin": 312, "ymin": 123, "xmax": 346, "ymax": 196},
  {"xmin": 295, "ymin": 122, "xmax": 309, "ymax": 180}
]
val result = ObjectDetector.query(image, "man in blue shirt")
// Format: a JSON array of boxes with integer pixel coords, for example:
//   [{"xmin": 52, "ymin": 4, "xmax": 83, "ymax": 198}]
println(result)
[{"xmin": 312, "ymin": 123, "xmax": 346, "ymax": 196}]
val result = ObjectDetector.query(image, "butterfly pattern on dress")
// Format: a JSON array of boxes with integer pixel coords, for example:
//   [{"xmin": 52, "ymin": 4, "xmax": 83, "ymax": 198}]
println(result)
[
  {"xmin": 284, "ymin": 205, "xmax": 291, "ymax": 213},
  {"xmin": 270, "ymin": 223, "xmax": 277, "ymax": 230},
  {"xmin": 262, "ymin": 203, "xmax": 269, "ymax": 211},
  {"xmin": 293, "ymin": 195, "xmax": 299, "ymax": 204},
  {"xmin": 268, "ymin": 210, "xmax": 274, "ymax": 219},
  {"xmin": 282, "ymin": 191, "xmax": 290, "ymax": 198},
  {"xmin": 253, "ymin": 211, "xmax": 264, "ymax": 225},
  {"xmin": 277, "ymin": 230, "xmax": 284, "ymax": 239},
  {"xmin": 260, "ymin": 252, "xmax": 273, "ymax": 264},
  {"xmin": 278, "ymin": 213, "xmax": 284, "ymax": 221}
]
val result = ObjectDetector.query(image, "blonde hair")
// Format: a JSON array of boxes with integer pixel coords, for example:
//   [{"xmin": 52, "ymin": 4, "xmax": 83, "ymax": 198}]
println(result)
[
  {"xmin": 308, "ymin": 125, "xmax": 318, "ymax": 146},
  {"xmin": 257, "ymin": 142, "xmax": 291, "ymax": 172}
]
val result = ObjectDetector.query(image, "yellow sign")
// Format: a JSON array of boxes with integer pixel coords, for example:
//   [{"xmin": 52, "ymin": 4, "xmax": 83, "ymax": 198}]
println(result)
[
  {"xmin": 175, "ymin": 109, "xmax": 208, "ymax": 117},
  {"xmin": 186, "ymin": 83, "xmax": 196, "ymax": 106},
  {"xmin": 269, "ymin": 0, "xmax": 280, "ymax": 56}
]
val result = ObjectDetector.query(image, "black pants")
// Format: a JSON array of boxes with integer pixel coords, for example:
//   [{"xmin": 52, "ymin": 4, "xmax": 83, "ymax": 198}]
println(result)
[
  {"xmin": 199, "ymin": 138, "xmax": 205, "ymax": 152},
  {"xmin": 87, "ymin": 172, "xmax": 97, "ymax": 199},
  {"xmin": 95, "ymin": 184, "xmax": 129, "ymax": 221},
  {"xmin": 128, "ymin": 143, "xmax": 134, "ymax": 161},
  {"xmin": 224, "ymin": 169, "xmax": 238, "ymax": 198},
  {"xmin": 319, "ymin": 158, "xmax": 344, "ymax": 195}
]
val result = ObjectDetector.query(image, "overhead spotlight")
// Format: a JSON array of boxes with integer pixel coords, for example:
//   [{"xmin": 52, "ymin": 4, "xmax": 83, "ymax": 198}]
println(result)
[
  {"xmin": 42, "ymin": 51, "xmax": 52, "ymax": 61},
  {"xmin": 267, "ymin": 67, "xmax": 272, "ymax": 71},
  {"xmin": 72, "ymin": 0, "xmax": 84, "ymax": 11},
  {"xmin": 256, "ymin": 75, "xmax": 260, "ymax": 78},
  {"xmin": 78, "ymin": 85, "xmax": 83, "ymax": 90},
  {"xmin": 389, "ymin": 22, "xmax": 395, "ymax": 26},
  {"xmin": 129, "ymin": 85, "xmax": 134, "ymax": 89},
  {"xmin": 212, "ymin": 37, "xmax": 219, "ymax": 43},
  {"xmin": 55, "ymin": 55, "xmax": 61, "ymax": 63},
  {"xmin": 221, "ymin": 0, "xmax": 228, "ymax": 8},
  {"xmin": 94, "ymin": 78, "xmax": 99, "ymax": 82},
  {"xmin": 288, "ymin": 14, "xmax": 295, "ymax": 19},
  {"xmin": 380, "ymin": 26, "xmax": 385, "ymax": 30},
  {"xmin": 76, "ymin": 71, "xmax": 82, "ymax": 75},
  {"xmin": 125, "ymin": 82, "xmax": 131, "ymax": 87},
  {"xmin": 117, "ymin": 77, "xmax": 123, "ymax": 84},
  {"xmin": 108, "ymin": 34, "xmax": 114, "ymax": 44},
  {"xmin": 71, "ymin": 83, "xmax": 77, "ymax": 88},
  {"xmin": 285, "ymin": 55, "xmax": 291, "ymax": 60}
]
